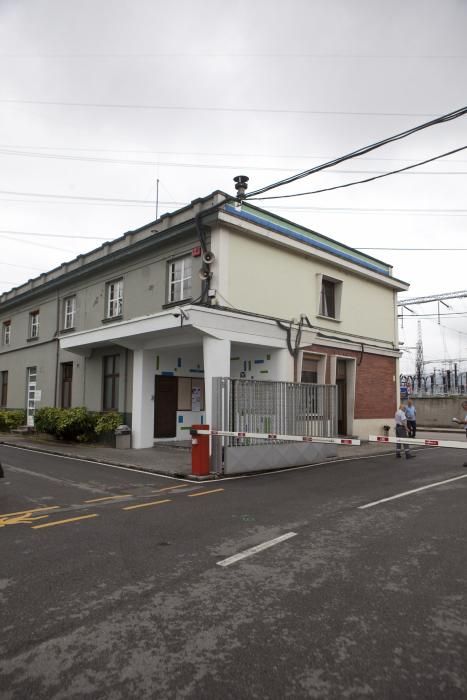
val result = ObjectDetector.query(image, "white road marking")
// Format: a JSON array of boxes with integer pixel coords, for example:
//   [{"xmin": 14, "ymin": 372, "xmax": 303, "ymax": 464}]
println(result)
[
  {"xmin": 217, "ymin": 532, "xmax": 297, "ymax": 567},
  {"xmin": 0, "ymin": 444, "xmax": 187, "ymax": 482},
  {"xmin": 359, "ymin": 473, "xmax": 467, "ymax": 509}
]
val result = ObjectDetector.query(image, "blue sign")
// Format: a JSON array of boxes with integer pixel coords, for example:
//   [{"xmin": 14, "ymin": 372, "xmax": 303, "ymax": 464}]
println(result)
[{"xmin": 400, "ymin": 387, "xmax": 408, "ymax": 398}]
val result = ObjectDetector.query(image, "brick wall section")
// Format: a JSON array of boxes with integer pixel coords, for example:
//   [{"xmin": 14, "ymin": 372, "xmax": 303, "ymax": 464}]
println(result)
[{"xmin": 307, "ymin": 345, "xmax": 397, "ymax": 418}]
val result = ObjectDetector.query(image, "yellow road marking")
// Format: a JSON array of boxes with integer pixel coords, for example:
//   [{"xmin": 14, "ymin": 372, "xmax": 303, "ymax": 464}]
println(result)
[
  {"xmin": 123, "ymin": 499, "xmax": 171, "ymax": 511},
  {"xmin": 0, "ymin": 506, "xmax": 60, "ymax": 518},
  {"xmin": 151, "ymin": 484, "xmax": 189, "ymax": 494},
  {"xmin": 32, "ymin": 514, "xmax": 99, "ymax": 529},
  {"xmin": 188, "ymin": 488, "xmax": 224, "ymax": 498},
  {"xmin": 84, "ymin": 494, "xmax": 131, "ymax": 503},
  {"xmin": 0, "ymin": 513, "xmax": 50, "ymax": 527}
]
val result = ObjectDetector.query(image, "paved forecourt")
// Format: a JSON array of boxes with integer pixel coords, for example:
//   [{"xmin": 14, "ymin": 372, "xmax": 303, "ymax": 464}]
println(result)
[{"xmin": 1, "ymin": 442, "xmax": 467, "ymax": 698}]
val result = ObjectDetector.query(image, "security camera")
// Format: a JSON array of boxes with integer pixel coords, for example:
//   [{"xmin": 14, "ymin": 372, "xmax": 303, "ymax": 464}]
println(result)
[{"xmin": 172, "ymin": 308, "xmax": 189, "ymax": 321}]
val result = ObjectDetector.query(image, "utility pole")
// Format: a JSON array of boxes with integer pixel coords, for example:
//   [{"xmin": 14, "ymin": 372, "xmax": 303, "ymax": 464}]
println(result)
[{"xmin": 415, "ymin": 320, "xmax": 424, "ymax": 388}]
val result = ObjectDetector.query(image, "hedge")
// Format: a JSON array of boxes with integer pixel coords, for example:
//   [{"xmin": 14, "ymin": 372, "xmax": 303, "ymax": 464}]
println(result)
[
  {"xmin": 34, "ymin": 407, "xmax": 123, "ymax": 442},
  {"xmin": 0, "ymin": 409, "xmax": 26, "ymax": 432}
]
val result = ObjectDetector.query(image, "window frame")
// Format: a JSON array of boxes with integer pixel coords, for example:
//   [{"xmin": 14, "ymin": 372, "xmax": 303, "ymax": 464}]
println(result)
[
  {"xmin": 63, "ymin": 295, "xmax": 76, "ymax": 330},
  {"xmin": 168, "ymin": 255, "xmax": 193, "ymax": 304},
  {"xmin": 60, "ymin": 362, "xmax": 73, "ymax": 408},
  {"xmin": 29, "ymin": 310, "xmax": 40, "ymax": 339},
  {"xmin": 317, "ymin": 274, "xmax": 342, "ymax": 321},
  {"xmin": 106, "ymin": 279, "xmax": 123, "ymax": 319},
  {"xmin": 0, "ymin": 370, "xmax": 8, "ymax": 407},
  {"xmin": 2, "ymin": 320, "xmax": 11, "ymax": 346},
  {"xmin": 102, "ymin": 354, "xmax": 120, "ymax": 411}
]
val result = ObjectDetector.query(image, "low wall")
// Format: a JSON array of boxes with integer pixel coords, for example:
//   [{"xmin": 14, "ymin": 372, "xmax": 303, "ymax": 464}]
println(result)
[
  {"xmin": 223, "ymin": 442, "xmax": 337, "ymax": 474},
  {"xmin": 410, "ymin": 396, "xmax": 467, "ymax": 428}
]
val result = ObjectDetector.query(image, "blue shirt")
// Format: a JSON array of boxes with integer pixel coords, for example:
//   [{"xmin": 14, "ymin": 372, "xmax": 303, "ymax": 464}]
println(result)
[{"xmin": 405, "ymin": 405, "xmax": 416, "ymax": 420}]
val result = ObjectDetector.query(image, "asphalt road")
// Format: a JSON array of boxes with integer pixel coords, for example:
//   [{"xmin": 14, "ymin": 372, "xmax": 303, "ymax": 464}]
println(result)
[{"xmin": 1, "ymin": 444, "xmax": 467, "ymax": 699}]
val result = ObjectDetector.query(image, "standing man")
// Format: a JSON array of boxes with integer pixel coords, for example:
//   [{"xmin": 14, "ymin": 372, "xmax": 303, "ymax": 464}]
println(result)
[
  {"xmin": 406, "ymin": 398, "xmax": 417, "ymax": 438},
  {"xmin": 395, "ymin": 403, "xmax": 416, "ymax": 459},
  {"xmin": 452, "ymin": 400, "xmax": 467, "ymax": 467},
  {"xmin": 452, "ymin": 399, "xmax": 467, "ymax": 438}
]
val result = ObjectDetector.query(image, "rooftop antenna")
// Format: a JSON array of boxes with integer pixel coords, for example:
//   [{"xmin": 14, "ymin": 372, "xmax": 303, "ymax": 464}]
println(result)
[
  {"xmin": 233, "ymin": 175, "xmax": 249, "ymax": 200},
  {"xmin": 156, "ymin": 178, "xmax": 160, "ymax": 220}
]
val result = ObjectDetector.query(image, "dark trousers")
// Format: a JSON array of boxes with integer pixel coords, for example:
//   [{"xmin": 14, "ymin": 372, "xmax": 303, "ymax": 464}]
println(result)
[
  {"xmin": 396, "ymin": 425, "xmax": 410, "ymax": 455},
  {"xmin": 407, "ymin": 420, "xmax": 416, "ymax": 438}
]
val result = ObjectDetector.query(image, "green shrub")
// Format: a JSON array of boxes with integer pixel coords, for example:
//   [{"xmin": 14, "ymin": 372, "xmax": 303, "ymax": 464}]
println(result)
[
  {"xmin": 94, "ymin": 412, "xmax": 123, "ymax": 435},
  {"xmin": 56, "ymin": 407, "xmax": 97, "ymax": 441},
  {"xmin": 0, "ymin": 409, "xmax": 26, "ymax": 432},
  {"xmin": 34, "ymin": 407, "xmax": 62, "ymax": 436}
]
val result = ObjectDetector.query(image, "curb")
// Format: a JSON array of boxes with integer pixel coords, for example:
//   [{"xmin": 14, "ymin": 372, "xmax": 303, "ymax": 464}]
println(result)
[{"xmin": 0, "ymin": 439, "xmax": 197, "ymax": 480}]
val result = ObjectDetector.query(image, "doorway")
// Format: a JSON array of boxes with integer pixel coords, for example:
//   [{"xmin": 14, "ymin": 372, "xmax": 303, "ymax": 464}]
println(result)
[{"xmin": 154, "ymin": 375, "xmax": 178, "ymax": 438}]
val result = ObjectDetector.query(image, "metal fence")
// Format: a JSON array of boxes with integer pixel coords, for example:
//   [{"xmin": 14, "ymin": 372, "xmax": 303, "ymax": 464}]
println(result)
[
  {"xmin": 401, "ymin": 372, "xmax": 467, "ymax": 397},
  {"xmin": 211, "ymin": 377, "xmax": 337, "ymax": 471}
]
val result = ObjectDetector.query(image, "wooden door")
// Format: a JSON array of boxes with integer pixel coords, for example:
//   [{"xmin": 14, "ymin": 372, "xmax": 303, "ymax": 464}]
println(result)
[{"xmin": 154, "ymin": 375, "xmax": 178, "ymax": 438}]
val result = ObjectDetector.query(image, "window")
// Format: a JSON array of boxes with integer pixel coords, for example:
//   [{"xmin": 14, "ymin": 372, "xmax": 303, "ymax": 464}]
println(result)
[
  {"xmin": 2, "ymin": 321, "xmax": 11, "ymax": 346},
  {"xmin": 301, "ymin": 358, "xmax": 318, "ymax": 384},
  {"xmin": 0, "ymin": 371, "xmax": 7, "ymax": 407},
  {"xmin": 61, "ymin": 363, "xmax": 73, "ymax": 408},
  {"xmin": 320, "ymin": 280, "xmax": 335, "ymax": 318},
  {"xmin": 29, "ymin": 310, "xmax": 40, "ymax": 338},
  {"xmin": 26, "ymin": 366, "xmax": 37, "ymax": 427},
  {"xmin": 63, "ymin": 296, "xmax": 76, "ymax": 330},
  {"xmin": 103, "ymin": 355, "xmax": 119, "ymax": 410},
  {"xmin": 106, "ymin": 279, "xmax": 123, "ymax": 319},
  {"xmin": 318, "ymin": 276, "xmax": 342, "ymax": 320},
  {"xmin": 168, "ymin": 256, "xmax": 192, "ymax": 303}
]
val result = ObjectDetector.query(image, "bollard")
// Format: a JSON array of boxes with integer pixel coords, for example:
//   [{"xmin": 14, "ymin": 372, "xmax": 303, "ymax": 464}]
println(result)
[{"xmin": 190, "ymin": 424, "xmax": 210, "ymax": 477}]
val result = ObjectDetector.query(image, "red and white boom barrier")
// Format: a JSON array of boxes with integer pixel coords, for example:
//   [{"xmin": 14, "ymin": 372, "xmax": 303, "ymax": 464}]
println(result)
[
  {"xmin": 369, "ymin": 435, "xmax": 467, "ymax": 449},
  {"xmin": 190, "ymin": 425, "xmax": 360, "ymax": 477},
  {"xmin": 194, "ymin": 429, "xmax": 360, "ymax": 446}
]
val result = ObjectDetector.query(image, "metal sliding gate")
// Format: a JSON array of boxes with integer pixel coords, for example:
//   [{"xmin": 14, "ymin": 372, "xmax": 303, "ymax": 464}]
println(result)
[{"xmin": 211, "ymin": 378, "xmax": 338, "ymax": 474}]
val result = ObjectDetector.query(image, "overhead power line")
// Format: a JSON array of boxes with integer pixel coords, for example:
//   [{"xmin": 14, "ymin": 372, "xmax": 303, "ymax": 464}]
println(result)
[
  {"xmin": 358, "ymin": 247, "xmax": 467, "ymax": 251},
  {"xmin": 1, "ymin": 52, "xmax": 466, "ymax": 59},
  {"xmin": 245, "ymin": 105, "xmax": 467, "ymax": 199},
  {"xmin": 2, "ymin": 189, "xmax": 467, "ymax": 215},
  {"xmin": 0, "ymin": 229, "xmax": 109, "ymax": 240},
  {"xmin": 0, "ymin": 97, "xmax": 446, "ymax": 118},
  {"xmin": 1, "ymin": 146, "xmax": 467, "ymax": 177},
  {"xmin": 398, "ymin": 290, "xmax": 467, "ymax": 306},
  {"xmin": 248, "ymin": 145, "xmax": 467, "ymax": 200},
  {"xmin": 0, "ymin": 189, "xmax": 184, "ymax": 207},
  {"xmin": 397, "ymin": 312, "xmax": 467, "ymax": 318},
  {"xmin": 0, "ymin": 234, "xmax": 69, "ymax": 252},
  {"xmin": 4, "ymin": 142, "xmax": 467, "ymax": 165}
]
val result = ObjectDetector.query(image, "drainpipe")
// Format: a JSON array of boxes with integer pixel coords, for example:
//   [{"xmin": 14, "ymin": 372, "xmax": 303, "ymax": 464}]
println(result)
[
  {"xmin": 54, "ymin": 288, "xmax": 60, "ymax": 407},
  {"xmin": 123, "ymin": 348, "xmax": 129, "ymax": 425}
]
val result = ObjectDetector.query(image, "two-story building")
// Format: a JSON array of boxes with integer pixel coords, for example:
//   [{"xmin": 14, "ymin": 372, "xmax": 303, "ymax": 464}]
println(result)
[{"xmin": 0, "ymin": 190, "xmax": 409, "ymax": 448}]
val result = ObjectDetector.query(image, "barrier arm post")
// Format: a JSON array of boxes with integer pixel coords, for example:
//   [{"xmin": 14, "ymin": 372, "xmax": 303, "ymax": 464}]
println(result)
[{"xmin": 190, "ymin": 424, "xmax": 210, "ymax": 477}]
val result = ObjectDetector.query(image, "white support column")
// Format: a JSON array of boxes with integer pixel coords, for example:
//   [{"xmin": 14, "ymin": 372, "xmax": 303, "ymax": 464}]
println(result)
[
  {"xmin": 131, "ymin": 349, "xmax": 154, "ymax": 449},
  {"xmin": 268, "ymin": 348, "xmax": 295, "ymax": 382},
  {"xmin": 202, "ymin": 336, "xmax": 231, "ymax": 426}
]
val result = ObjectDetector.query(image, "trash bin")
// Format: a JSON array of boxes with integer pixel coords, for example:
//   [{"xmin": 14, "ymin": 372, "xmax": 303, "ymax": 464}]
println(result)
[{"xmin": 114, "ymin": 425, "xmax": 131, "ymax": 449}]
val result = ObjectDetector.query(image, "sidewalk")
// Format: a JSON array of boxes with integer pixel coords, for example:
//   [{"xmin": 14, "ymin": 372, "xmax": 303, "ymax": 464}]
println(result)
[
  {"xmin": 1, "ymin": 428, "xmax": 465, "ymax": 479},
  {"xmin": 0, "ymin": 434, "xmax": 192, "ymax": 478}
]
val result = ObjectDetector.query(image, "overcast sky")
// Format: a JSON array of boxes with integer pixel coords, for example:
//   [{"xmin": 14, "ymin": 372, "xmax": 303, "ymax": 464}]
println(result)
[{"xmin": 0, "ymin": 0, "xmax": 466, "ymax": 375}]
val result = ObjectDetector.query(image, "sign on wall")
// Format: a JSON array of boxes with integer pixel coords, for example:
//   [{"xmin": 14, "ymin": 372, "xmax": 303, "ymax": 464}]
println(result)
[{"xmin": 192, "ymin": 385, "xmax": 201, "ymax": 411}]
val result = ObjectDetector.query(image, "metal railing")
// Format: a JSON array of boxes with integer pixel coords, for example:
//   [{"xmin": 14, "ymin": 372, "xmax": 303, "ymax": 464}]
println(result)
[{"xmin": 211, "ymin": 377, "xmax": 337, "ymax": 470}]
